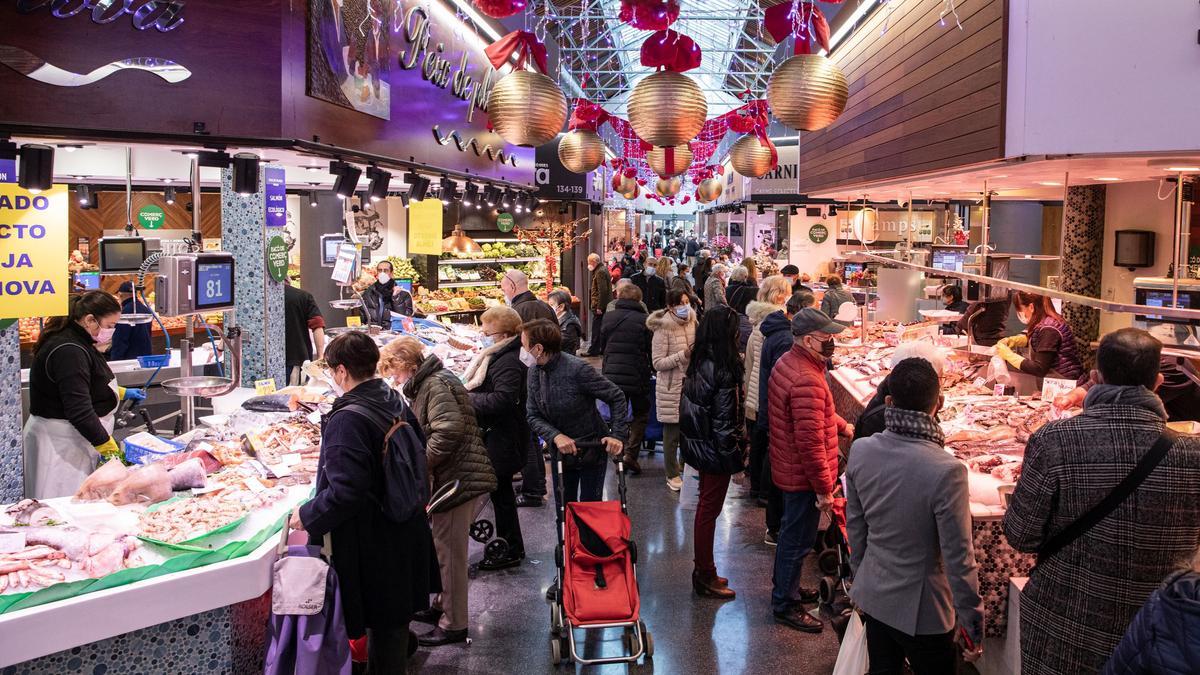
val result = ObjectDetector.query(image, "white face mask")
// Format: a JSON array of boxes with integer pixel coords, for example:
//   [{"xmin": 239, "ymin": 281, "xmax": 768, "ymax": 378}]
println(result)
[
  {"xmin": 644, "ymin": 267, "xmax": 655, "ymax": 276},
  {"xmin": 376, "ymin": 272, "xmax": 391, "ymax": 285},
  {"xmin": 95, "ymin": 327, "xmax": 116, "ymax": 344},
  {"xmin": 479, "ymin": 335, "xmax": 495, "ymax": 348},
  {"xmin": 326, "ymin": 368, "xmax": 346, "ymax": 396},
  {"xmin": 673, "ymin": 306, "xmax": 689, "ymax": 319},
  {"xmin": 1017, "ymin": 310, "xmax": 1031, "ymax": 325},
  {"xmin": 519, "ymin": 347, "xmax": 539, "ymax": 368}
]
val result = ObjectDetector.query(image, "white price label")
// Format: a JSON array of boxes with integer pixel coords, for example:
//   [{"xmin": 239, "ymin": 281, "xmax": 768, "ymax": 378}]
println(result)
[{"xmin": 0, "ymin": 531, "xmax": 26, "ymax": 553}]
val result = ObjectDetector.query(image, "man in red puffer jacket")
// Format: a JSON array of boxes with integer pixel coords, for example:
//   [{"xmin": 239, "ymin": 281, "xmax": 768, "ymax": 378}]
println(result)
[{"xmin": 767, "ymin": 307, "xmax": 854, "ymax": 633}]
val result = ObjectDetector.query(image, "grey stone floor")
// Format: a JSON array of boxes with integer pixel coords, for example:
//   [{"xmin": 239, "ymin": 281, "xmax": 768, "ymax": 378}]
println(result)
[{"xmin": 410, "ymin": 454, "xmax": 843, "ymax": 674}]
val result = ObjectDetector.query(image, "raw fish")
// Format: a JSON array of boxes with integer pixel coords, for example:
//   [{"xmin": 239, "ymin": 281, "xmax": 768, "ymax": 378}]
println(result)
[
  {"xmin": 75, "ymin": 458, "xmax": 129, "ymax": 501},
  {"xmin": 108, "ymin": 464, "xmax": 172, "ymax": 505},
  {"xmin": 167, "ymin": 458, "xmax": 207, "ymax": 491}
]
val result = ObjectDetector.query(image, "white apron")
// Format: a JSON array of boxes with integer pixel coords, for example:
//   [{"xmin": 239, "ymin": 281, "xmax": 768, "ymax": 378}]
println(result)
[{"xmin": 22, "ymin": 378, "xmax": 119, "ymax": 499}]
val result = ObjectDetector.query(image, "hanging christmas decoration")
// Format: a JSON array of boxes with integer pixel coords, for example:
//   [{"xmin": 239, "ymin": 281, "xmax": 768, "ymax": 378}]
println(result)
[
  {"xmin": 513, "ymin": 217, "xmax": 591, "ymax": 290},
  {"xmin": 558, "ymin": 100, "xmax": 611, "ymax": 174},
  {"xmin": 646, "ymin": 144, "xmax": 693, "ymax": 178},
  {"xmin": 486, "ymin": 31, "xmax": 568, "ymax": 147},
  {"xmin": 611, "ymin": 170, "xmax": 638, "ymax": 197},
  {"xmin": 695, "ymin": 178, "xmax": 723, "ymax": 203},
  {"xmin": 472, "ymin": 0, "xmax": 527, "ymax": 19},
  {"xmin": 628, "ymin": 30, "xmax": 707, "ymax": 148},
  {"xmin": 619, "ymin": 0, "xmax": 681, "ymax": 30},
  {"xmin": 655, "ymin": 177, "xmax": 682, "ymax": 198},
  {"xmin": 730, "ymin": 134, "xmax": 778, "ymax": 178},
  {"xmin": 764, "ymin": 3, "xmax": 848, "ymax": 132}
]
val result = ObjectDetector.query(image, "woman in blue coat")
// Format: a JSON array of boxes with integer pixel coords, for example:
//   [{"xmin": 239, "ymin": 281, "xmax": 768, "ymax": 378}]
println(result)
[{"xmin": 1104, "ymin": 558, "xmax": 1200, "ymax": 675}]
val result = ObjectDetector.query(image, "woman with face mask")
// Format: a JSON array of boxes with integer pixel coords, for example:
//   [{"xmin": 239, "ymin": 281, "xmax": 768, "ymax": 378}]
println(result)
[
  {"xmin": 646, "ymin": 288, "xmax": 696, "ymax": 492},
  {"xmin": 547, "ymin": 290, "xmax": 582, "ymax": 357},
  {"xmin": 378, "ymin": 337, "xmax": 496, "ymax": 647},
  {"xmin": 994, "ymin": 292, "xmax": 1085, "ymax": 383},
  {"xmin": 24, "ymin": 291, "xmax": 144, "ymax": 497}
]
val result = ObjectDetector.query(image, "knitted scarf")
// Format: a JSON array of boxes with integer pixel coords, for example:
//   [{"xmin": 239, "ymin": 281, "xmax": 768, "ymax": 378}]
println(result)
[{"xmin": 884, "ymin": 406, "xmax": 945, "ymax": 446}]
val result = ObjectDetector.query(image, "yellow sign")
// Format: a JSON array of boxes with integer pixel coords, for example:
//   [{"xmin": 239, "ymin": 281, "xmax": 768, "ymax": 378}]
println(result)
[
  {"xmin": 345, "ymin": 315, "xmax": 362, "ymax": 327},
  {"xmin": 254, "ymin": 378, "xmax": 277, "ymax": 395},
  {"xmin": 0, "ymin": 183, "xmax": 68, "ymax": 319},
  {"xmin": 407, "ymin": 198, "xmax": 444, "ymax": 256}
]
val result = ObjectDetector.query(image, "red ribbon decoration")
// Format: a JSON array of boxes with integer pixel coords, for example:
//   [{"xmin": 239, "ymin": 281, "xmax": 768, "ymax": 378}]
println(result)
[
  {"xmin": 485, "ymin": 30, "xmax": 549, "ymax": 74},
  {"xmin": 764, "ymin": 2, "xmax": 833, "ymax": 55},
  {"xmin": 619, "ymin": 0, "xmax": 680, "ymax": 30},
  {"xmin": 663, "ymin": 146, "xmax": 676, "ymax": 176},
  {"xmin": 568, "ymin": 99, "xmax": 611, "ymax": 132},
  {"xmin": 640, "ymin": 30, "xmax": 702, "ymax": 72}
]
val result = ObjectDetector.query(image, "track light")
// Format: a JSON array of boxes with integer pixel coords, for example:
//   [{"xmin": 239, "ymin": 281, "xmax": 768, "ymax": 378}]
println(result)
[
  {"xmin": 231, "ymin": 152, "xmax": 260, "ymax": 195},
  {"xmin": 463, "ymin": 182, "xmax": 477, "ymax": 207},
  {"xmin": 308, "ymin": 190, "xmax": 319, "ymax": 207},
  {"xmin": 196, "ymin": 149, "xmax": 232, "ymax": 168},
  {"xmin": 404, "ymin": 172, "xmax": 430, "ymax": 202},
  {"xmin": 365, "ymin": 166, "xmax": 391, "ymax": 202},
  {"xmin": 789, "ymin": 205, "xmax": 799, "ymax": 215},
  {"xmin": 18, "ymin": 144, "xmax": 54, "ymax": 193},
  {"xmin": 400, "ymin": 192, "xmax": 410, "ymax": 208},
  {"xmin": 828, "ymin": 204, "xmax": 838, "ymax": 217},
  {"xmin": 332, "ymin": 161, "xmax": 363, "ymax": 199},
  {"xmin": 501, "ymin": 189, "xmax": 512, "ymax": 209},
  {"xmin": 76, "ymin": 184, "xmax": 97, "ymax": 209},
  {"xmin": 440, "ymin": 176, "xmax": 458, "ymax": 205},
  {"xmin": 165, "ymin": 186, "xmax": 177, "ymax": 205},
  {"xmin": 483, "ymin": 186, "xmax": 499, "ymax": 207},
  {"xmin": 756, "ymin": 203, "xmax": 766, "ymax": 215}
]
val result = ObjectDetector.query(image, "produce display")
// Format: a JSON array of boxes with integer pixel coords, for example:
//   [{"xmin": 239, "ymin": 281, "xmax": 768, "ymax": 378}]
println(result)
[
  {"xmin": 440, "ymin": 242, "xmax": 543, "ymax": 260},
  {"xmin": 414, "ymin": 287, "xmax": 504, "ymax": 314}
]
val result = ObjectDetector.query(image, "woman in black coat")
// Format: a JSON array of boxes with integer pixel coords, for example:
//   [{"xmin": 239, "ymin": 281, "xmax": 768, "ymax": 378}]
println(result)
[
  {"xmin": 548, "ymin": 290, "xmax": 582, "ymax": 356},
  {"xmin": 463, "ymin": 306, "xmax": 528, "ymax": 571},
  {"xmin": 680, "ymin": 305, "xmax": 745, "ymax": 600},
  {"xmin": 294, "ymin": 332, "xmax": 434, "ymax": 672},
  {"xmin": 601, "ymin": 283, "xmax": 654, "ymax": 472}
]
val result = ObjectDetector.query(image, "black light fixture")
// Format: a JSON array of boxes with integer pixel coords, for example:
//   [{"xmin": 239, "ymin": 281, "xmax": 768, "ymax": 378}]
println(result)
[
  {"xmin": 196, "ymin": 149, "xmax": 232, "ymax": 168},
  {"xmin": 404, "ymin": 172, "xmax": 430, "ymax": 202},
  {"xmin": 231, "ymin": 152, "xmax": 260, "ymax": 195},
  {"xmin": 462, "ymin": 181, "xmax": 478, "ymax": 207},
  {"xmin": 828, "ymin": 204, "xmax": 838, "ymax": 217},
  {"xmin": 76, "ymin": 184, "xmax": 98, "ymax": 209},
  {"xmin": 501, "ymin": 189, "xmax": 513, "ymax": 209},
  {"xmin": 789, "ymin": 205, "xmax": 799, "ymax": 215},
  {"xmin": 308, "ymin": 190, "xmax": 319, "ymax": 207},
  {"xmin": 18, "ymin": 144, "xmax": 54, "ymax": 193},
  {"xmin": 483, "ymin": 185, "xmax": 500, "ymax": 207},
  {"xmin": 365, "ymin": 166, "xmax": 391, "ymax": 202},
  {"xmin": 332, "ymin": 161, "xmax": 363, "ymax": 199},
  {"xmin": 165, "ymin": 186, "xmax": 177, "ymax": 205},
  {"xmin": 0, "ymin": 139, "xmax": 15, "ymax": 160},
  {"xmin": 400, "ymin": 192, "xmax": 410, "ymax": 208},
  {"xmin": 756, "ymin": 203, "xmax": 766, "ymax": 215},
  {"xmin": 439, "ymin": 176, "xmax": 458, "ymax": 205}
]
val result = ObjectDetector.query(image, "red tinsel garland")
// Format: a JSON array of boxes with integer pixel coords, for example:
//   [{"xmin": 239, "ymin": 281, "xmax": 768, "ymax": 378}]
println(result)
[
  {"xmin": 472, "ymin": 0, "xmax": 527, "ymax": 19},
  {"xmin": 619, "ymin": 0, "xmax": 680, "ymax": 30}
]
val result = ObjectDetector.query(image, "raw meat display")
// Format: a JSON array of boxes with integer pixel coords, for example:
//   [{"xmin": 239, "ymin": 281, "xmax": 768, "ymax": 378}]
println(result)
[
  {"xmin": 0, "ymin": 526, "xmax": 142, "ymax": 593},
  {"xmin": 3, "ymin": 499, "xmax": 62, "ymax": 527}
]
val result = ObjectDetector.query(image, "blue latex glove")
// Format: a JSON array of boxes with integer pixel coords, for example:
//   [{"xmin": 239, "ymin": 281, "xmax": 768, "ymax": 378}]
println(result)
[{"xmin": 124, "ymin": 387, "xmax": 147, "ymax": 402}]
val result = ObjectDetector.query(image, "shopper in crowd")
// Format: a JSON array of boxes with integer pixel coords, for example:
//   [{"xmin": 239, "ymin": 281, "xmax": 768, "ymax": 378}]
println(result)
[
  {"xmin": 361, "ymin": 260, "xmax": 413, "ymax": 327},
  {"xmin": 853, "ymin": 342, "xmax": 947, "ymax": 443},
  {"xmin": 704, "ymin": 263, "xmax": 729, "ymax": 310},
  {"xmin": 779, "ymin": 264, "xmax": 811, "ymax": 295},
  {"xmin": 24, "ymin": 291, "xmax": 146, "ymax": 498},
  {"xmin": 743, "ymin": 276, "xmax": 792, "ymax": 501},
  {"xmin": 727, "ymin": 265, "xmax": 759, "ymax": 315},
  {"xmin": 994, "ymin": 291, "xmax": 1086, "ymax": 382},
  {"xmin": 601, "ymin": 283, "xmax": 653, "ymax": 475},
  {"xmin": 1004, "ymin": 328, "xmax": 1200, "ymax": 675},
  {"xmin": 523, "ymin": 318, "xmax": 628, "ymax": 504},
  {"xmin": 681, "ymin": 305, "xmax": 746, "ymax": 600},
  {"xmin": 957, "ymin": 292, "xmax": 1010, "ymax": 347},
  {"xmin": 608, "ymin": 254, "xmax": 622, "ymax": 283},
  {"xmin": 671, "ymin": 263, "xmax": 701, "ymax": 309},
  {"xmin": 379, "ymin": 336, "xmax": 496, "ymax": 647},
  {"xmin": 647, "ymin": 288, "xmax": 697, "ymax": 492},
  {"xmin": 743, "ymin": 257, "xmax": 758, "ymax": 284},
  {"xmin": 585, "ymin": 253, "xmax": 614, "ymax": 357},
  {"xmin": 109, "ymin": 281, "xmax": 152, "ymax": 362},
  {"xmin": 846, "ymin": 356, "xmax": 985, "ymax": 671},
  {"xmin": 693, "ymin": 250, "xmax": 714, "ymax": 302},
  {"xmin": 501, "ymin": 270, "xmax": 555, "ymax": 325},
  {"xmin": 547, "ymin": 290, "xmax": 582, "ymax": 357},
  {"xmin": 1053, "ymin": 352, "xmax": 1200, "ymax": 423},
  {"xmin": 938, "ymin": 284, "xmax": 969, "ymax": 336},
  {"xmin": 632, "ymin": 256, "xmax": 667, "ymax": 313},
  {"xmin": 767, "ymin": 307, "xmax": 854, "ymax": 633},
  {"xmin": 462, "ymin": 307, "xmax": 528, "ymax": 572},
  {"xmin": 606, "ymin": 278, "xmax": 647, "ymax": 314},
  {"xmin": 291, "ymin": 332, "xmax": 434, "ymax": 673},
  {"xmin": 620, "ymin": 244, "xmax": 640, "ymax": 278},
  {"xmin": 1103, "ymin": 547, "xmax": 1200, "ymax": 675},
  {"xmin": 283, "ymin": 277, "xmax": 326, "ymax": 386},
  {"xmin": 819, "ymin": 275, "xmax": 857, "ymax": 324},
  {"xmin": 655, "ymin": 256, "xmax": 675, "ymax": 284},
  {"xmin": 685, "ymin": 235, "xmax": 700, "ymax": 267}
]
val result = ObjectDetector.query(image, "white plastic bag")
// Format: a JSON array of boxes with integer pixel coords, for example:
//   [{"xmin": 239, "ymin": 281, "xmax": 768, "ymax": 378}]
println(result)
[
  {"xmin": 678, "ymin": 464, "xmax": 702, "ymax": 510},
  {"xmin": 987, "ymin": 355, "xmax": 1012, "ymax": 386},
  {"xmin": 832, "ymin": 611, "xmax": 870, "ymax": 675}
]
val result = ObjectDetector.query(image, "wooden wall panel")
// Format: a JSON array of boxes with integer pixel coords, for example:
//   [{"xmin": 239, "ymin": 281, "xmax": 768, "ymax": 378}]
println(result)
[{"xmin": 797, "ymin": 0, "xmax": 1006, "ymax": 195}]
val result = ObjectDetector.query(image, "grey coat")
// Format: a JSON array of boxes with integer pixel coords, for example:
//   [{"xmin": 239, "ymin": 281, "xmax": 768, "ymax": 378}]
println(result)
[
  {"xmin": 703, "ymin": 275, "xmax": 726, "ymax": 309},
  {"xmin": 846, "ymin": 430, "xmax": 984, "ymax": 642},
  {"xmin": 527, "ymin": 352, "xmax": 629, "ymax": 453}
]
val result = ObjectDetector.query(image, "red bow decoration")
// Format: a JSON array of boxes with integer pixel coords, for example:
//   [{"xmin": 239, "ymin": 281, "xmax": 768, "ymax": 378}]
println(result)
[
  {"xmin": 569, "ymin": 99, "xmax": 611, "ymax": 132},
  {"xmin": 486, "ymin": 30, "xmax": 549, "ymax": 74},
  {"xmin": 640, "ymin": 30, "xmax": 702, "ymax": 72},
  {"xmin": 764, "ymin": 2, "xmax": 833, "ymax": 55},
  {"xmin": 472, "ymin": 0, "xmax": 527, "ymax": 19},
  {"xmin": 619, "ymin": 0, "xmax": 680, "ymax": 31},
  {"xmin": 691, "ymin": 164, "xmax": 722, "ymax": 184}
]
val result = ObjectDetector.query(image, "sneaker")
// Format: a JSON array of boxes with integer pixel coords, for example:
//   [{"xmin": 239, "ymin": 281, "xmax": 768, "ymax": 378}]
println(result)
[
  {"xmin": 666, "ymin": 477, "xmax": 682, "ymax": 492},
  {"xmin": 764, "ymin": 531, "xmax": 778, "ymax": 546},
  {"xmin": 773, "ymin": 609, "xmax": 823, "ymax": 633}
]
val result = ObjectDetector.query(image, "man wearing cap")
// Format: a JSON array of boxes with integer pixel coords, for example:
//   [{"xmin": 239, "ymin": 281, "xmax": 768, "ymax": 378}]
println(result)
[
  {"xmin": 779, "ymin": 264, "xmax": 811, "ymax": 295},
  {"xmin": 109, "ymin": 281, "xmax": 153, "ymax": 361},
  {"xmin": 767, "ymin": 307, "xmax": 854, "ymax": 633}
]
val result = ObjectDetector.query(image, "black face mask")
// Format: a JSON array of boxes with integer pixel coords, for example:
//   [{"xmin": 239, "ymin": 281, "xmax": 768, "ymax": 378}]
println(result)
[{"xmin": 810, "ymin": 336, "xmax": 835, "ymax": 358}]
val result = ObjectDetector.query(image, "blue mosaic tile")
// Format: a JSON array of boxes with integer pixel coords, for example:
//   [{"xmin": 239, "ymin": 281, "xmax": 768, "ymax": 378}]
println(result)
[{"xmin": 0, "ymin": 324, "xmax": 23, "ymax": 502}]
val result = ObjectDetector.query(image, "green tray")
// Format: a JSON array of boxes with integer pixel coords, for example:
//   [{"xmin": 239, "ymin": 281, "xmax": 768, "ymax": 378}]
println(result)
[{"xmin": 134, "ymin": 496, "xmax": 249, "ymax": 551}]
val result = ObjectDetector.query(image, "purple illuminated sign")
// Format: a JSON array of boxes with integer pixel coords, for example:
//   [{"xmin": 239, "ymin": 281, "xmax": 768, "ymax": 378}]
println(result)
[
  {"xmin": 15, "ymin": 0, "xmax": 185, "ymax": 33},
  {"xmin": 264, "ymin": 165, "xmax": 286, "ymax": 228},
  {"xmin": 0, "ymin": 160, "xmax": 15, "ymax": 184}
]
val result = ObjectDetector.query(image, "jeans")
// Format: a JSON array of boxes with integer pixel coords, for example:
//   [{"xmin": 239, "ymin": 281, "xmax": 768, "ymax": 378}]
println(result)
[
  {"xmin": 622, "ymin": 393, "xmax": 651, "ymax": 462},
  {"xmin": 693, "ymin": 471, "xmax": 732, "ymax": 575},
  {"xmin": 863, "ymin": 613, "xmax": 957, "ymax": 675},
  {"xmin": 761, "ymin": 448, "xmax": 783, "ymax": 534},
  {"xmin": 748, "ymin": 418, "xmax": 768, "ymax": 495},
  {"xmin": 490, "ymin": 477, "xmax": 524, "ymax": 557},
  {"xmin": 520, "ymin": 433, "xmax": 546, "ymax": 499},
  {"xmin": 770, "ymin": 490, "xmax": 821, "ymax": 613},
  {"xmin": 552, "ymin": 457, "xmax": 608, "ymax": 508},
  {"xmin": 661, "ymin": 423, "xmax": 681, "ymax": 480},
  {"xmin": 365, "ymin": 624, "xmax": 410, "ymax": 674}
]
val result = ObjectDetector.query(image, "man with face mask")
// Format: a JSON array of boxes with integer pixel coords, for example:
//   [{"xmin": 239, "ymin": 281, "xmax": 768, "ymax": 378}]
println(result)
[
  {"xmin": 632, "ymin": 256, "xmax": 667, "ymax": 313},
  {"xmin": 360, "ymin": 260, "xmax": 413, "ymax": 328},
  {"xmin": 766, "ymin": 308, "xmax": 855, "ymax": 633},
  {"xmin": 501, "ymin": 270, "xmax": 555, "ymax": 325},
  {"xmin": 585, "ymin": 253, "xmax": 613, "ymax": 357}
]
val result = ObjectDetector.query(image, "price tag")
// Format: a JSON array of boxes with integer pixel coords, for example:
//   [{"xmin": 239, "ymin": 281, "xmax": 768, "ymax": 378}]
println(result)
[
  {"xmin": 244, "ymin": 476, "xmax": 268, "ymax": 494},
  {"xmin": 0, "ymin": 530, "xmax": 26, "ymax": 553},
  {"xmin": 993, "ymin": 384, "xmax": 1006, "ymax": 397},
  {"xmin": 345, "ymin": 315, "xmax": 362, "ymax": 327},
  {"xmin": 973, "ymin": 377, "xmax": 988, "ymax": 389},
  {"xmin": 307, "ymin": 410, "xmax": 322, "ymax": 425},
  {"xmin": 265, "ymin": 462, "xmax": 293, "ymax": 478},
  {"xmin": 254, "ymin": 378, "xmax": 277, "ymax": 395},
  {"xmin": 440, "ymin": 316, "xmax": 453, "ymax": 327},
  {"xmin": 1041, "ymin": 377, "xmax": 1077, "ymax": 403}
]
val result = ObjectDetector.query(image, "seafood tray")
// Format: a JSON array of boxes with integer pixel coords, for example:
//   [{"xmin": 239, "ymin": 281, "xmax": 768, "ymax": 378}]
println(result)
[{"xmin": 136, "ymin": 496, "xmax": 248, "ymax": 549}]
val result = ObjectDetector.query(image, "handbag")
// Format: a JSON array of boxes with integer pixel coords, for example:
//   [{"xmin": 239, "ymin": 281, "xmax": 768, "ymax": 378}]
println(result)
[
  {"xmin": 271, "ymin": 527, "xmax": 333, "ymax": 616},
  {"xmin": 831, "ymin": 610, "xmax": 869, "ymax": 675},
  {"xmin": 1037, "ymin": 432, "xmax": 1176, "ymax": 566}
]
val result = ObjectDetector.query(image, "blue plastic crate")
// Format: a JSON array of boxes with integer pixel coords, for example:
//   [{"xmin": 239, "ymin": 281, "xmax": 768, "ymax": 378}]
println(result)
[
  {"xmin": 137, "ymin": 354, "xmax": 171, "ymax": 369},
  {"xmin": 123, "ymin": 434, "xmax": 184, "ymax": 465}
]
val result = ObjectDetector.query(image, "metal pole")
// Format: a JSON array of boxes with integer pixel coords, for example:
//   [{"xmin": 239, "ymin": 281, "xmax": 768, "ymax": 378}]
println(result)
[
  {"xmin": 980, "ymin": 179, "xmax": 990, "ymax": 275},
  {"xmin": 1173, "ymin": 171, "xmax": 1184, "ymax": 306},
  {"xmin": 179, "ymin": 332, "xmax": 193, "ymax": 433},
  {"xmin": 1057, "ymin": 171, "xmax": 1069, "ymax": 281}
]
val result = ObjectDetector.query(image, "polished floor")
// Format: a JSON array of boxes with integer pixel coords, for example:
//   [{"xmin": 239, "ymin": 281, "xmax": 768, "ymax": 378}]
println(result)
[{"xmin": 411, "ymin": 452, "xmax": 844, "ymax": 674}]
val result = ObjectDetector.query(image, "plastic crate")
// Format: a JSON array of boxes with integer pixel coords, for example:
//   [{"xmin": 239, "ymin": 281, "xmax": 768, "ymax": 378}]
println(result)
[
  {"xmin": 137, "ymin": 354, "xmax": 171, "ymax": 369},
  {"xmin": 123, "ymin": 433, "xmax": 184, "ymax": 465}
]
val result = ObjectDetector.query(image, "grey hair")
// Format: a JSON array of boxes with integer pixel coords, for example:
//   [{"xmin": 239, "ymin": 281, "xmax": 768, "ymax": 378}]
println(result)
[
  {"xmin": 758, "ymin": 275, "xmax": 792, "ymax": 304},
  {"xmin": 710, "ymin": 263, "xmax": 728, "ymax": 277},
  {"xmin": 730, "ymin": 266, "xmax": 750, "ymax": 282},
  {"xmin": 698, "ymin": 249, "xmax": 711, "ymax": 258}
]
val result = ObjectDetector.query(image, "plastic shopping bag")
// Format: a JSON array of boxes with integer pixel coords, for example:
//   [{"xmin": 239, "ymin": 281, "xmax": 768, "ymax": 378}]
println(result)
[
  {"xmin": 987, "ymin": 355, "xmax": 1012, "ymax": 386},
  {"xmin": 832, "ymin": 611, "xmax": 869, "ymax": 675}
]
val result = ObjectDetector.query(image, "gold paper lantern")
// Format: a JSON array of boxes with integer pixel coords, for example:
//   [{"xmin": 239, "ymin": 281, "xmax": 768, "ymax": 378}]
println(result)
[
  {"xmin": 487, "ymin": 71, "xmax": 569, "ymax": 147},
  {"xmin": 730, "ymin": 135, "xmax": 778, "ymax": 178},
  {"xmin": 557, "ymin": 130, "xmax": 605, "ymax": 174},
  {"xmin": 621, "ymin": 188, "xmax": 639, "ymax": 200},
  {"xmin": 655, "ymin": 177, "xmax": 682, "ymax": 198},
  {"xmin": 695, "ymin": 178, "xmax": 723, "ymax": 203},
  {"xmin": 613, "ymin": 174, "xmax": 638, "ymax": 196},
  {"xmin": 767, "ymin": 54, "xmax": 848, "ymax": 132},
  {"xmin": 646, "ymin": 144, "xmax": 694, "ymax": 178},
  {"xmin": 627, "ymin": 71, "xmax": 707, "ymax": 148}
]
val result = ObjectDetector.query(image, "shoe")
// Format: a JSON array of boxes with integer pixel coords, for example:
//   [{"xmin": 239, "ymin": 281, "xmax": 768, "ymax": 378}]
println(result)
[
  {"xmin": 764, "ymin": 531, "xmax": 778, "ymax": 546},
  {"xmin": 715, "ymin": 575, "xmax": 729, "ymax": 587},
  {"xmin": 797, "ymin": 587, "xmax": 819, "ymax": 603},
  {"xmin": 692, "ymin": 571, "xmax": 736, "ymax": 600},
  {"xmin": 417, "ymin": 626, "xmax": 468, "ymax": 646},
  {"xmin": 515, "ymin": 495, "xmax": 544, "ymax": 508},
  {"xmin": 773, "ymin": 609, "xmax": 823, "ymax": 633},
  {"xmin": 411, "ymin": 607, "xmax": 443, "ymax": 625},
  {"xmin": 477, "ymin": 553, "xmax": 522, "ymax": 571},
  {"xmin": 666, "ymin": 477, "xmax": 682, "ymax": 492}
]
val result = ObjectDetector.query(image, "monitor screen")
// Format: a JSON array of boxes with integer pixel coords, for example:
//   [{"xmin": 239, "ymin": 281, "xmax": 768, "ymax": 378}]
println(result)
[
  {"xmin": 73, "ymin": 272, "xmax": 100, "ymax": 290},
  {"xmin": 932, "ymin": 250, "xmax": 965, "ymax": 272},
  {"xmin": 1140, "ymin": 290, "xmax": 1193, "ymax": 323},
  {"xmin": 843, "ymin": 263, "xmax": 863, "ymax": 275},
  {"xmin": 195, "ymin": 260, "xmax": 234, "ymax": 310},
  {"xmin": 321, "ymin": 236, "xmax": 344, "ymax": 266},
  {"xmin": 99, "ymin": 238, "xmax": 146, "ymax": 274},
  {"xmin": 396, "ymin": 278, "xmax": 413, "ymax": 293}
]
